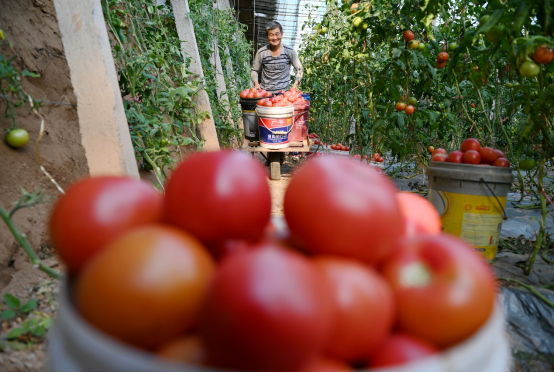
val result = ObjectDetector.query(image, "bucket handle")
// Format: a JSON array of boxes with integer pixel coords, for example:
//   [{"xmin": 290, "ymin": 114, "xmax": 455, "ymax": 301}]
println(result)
[
  {"xmin": 293, "ymin": 110, "xmax": 309, "ymax": 118},
  {"xmin": 479, "ymin": 178, "xmax": 508, "ymax": 220}
]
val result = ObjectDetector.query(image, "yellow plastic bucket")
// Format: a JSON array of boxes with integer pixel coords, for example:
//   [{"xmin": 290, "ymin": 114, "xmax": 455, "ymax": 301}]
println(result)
[{"xmin": 426, "ymin": 161, "xmax": 514, "ymax": 261}]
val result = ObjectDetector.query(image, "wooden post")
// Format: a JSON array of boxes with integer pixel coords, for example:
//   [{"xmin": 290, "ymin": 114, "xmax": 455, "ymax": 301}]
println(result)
[
  {"xmin": 170, "ymin": 0, "xmax": 220, "ymax": 151},
  {"xmin": 52, "ymin": 0, "xmax": 140, "ymax": 177}
]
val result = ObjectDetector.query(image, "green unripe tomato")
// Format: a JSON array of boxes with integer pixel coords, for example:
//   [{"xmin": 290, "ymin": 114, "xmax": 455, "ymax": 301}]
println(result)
[
  {"xmin": 417, "ymin": 43, "xmax": 425, "ymax": 51},
  {"xmin": 519, "ymin": 61, "xmax": 541, "ymax": 78},
  {"xmin": 319, "ymin": 27, "xmax": 328, "ymax": 35},
  {"xmin": 362, "ymin": 23, "xmax": 369, "ymax": 30},
  {"xmin": 353, "ymin": 17, "xmax": 363, "ymax": 28},
  {"xmin": 408, "ymin": 97, "xmax": 417, "ymax": 105},
  {"xmin": 448, "ymin": 42, "xmax": 458, "ymax": 51},
  {"xmin": 522, "ymin": 104, "xmax": 531, "ymax": 114},
  {"xmin": 5, "ymin": 128, "xmax": 30, "ymax": 148},
  {"xmin": 485, "ymin": 25, "xmax": 505, "ymax": 43},
  {"xmin": 518, "ymin": 159, "xmax": 536, "ymax": 171}
]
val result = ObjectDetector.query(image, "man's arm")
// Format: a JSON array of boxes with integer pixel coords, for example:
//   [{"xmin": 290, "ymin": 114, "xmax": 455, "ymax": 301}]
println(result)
[
  {"xmin": 290, "ymin": 49, "xmax": 303, "ymax": 89},
  {"xmin": 251, "ymin": 51, "xmax": 262, "ymax": 89}
]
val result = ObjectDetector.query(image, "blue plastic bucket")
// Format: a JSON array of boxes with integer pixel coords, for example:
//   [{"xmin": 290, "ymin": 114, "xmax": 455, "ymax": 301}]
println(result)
[
  {"xmin": 301, "ymin": 93, "xmax": 311, "ymax": 101},
  {"xmin": 256, "ymin": 105, "xmax": 294, "ymax": 150}
]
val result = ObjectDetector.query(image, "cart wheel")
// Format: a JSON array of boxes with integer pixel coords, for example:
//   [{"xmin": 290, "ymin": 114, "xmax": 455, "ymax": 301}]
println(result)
[{"xmin": 269, "ymin": 152, "xmax": 281, "ymax": 181}]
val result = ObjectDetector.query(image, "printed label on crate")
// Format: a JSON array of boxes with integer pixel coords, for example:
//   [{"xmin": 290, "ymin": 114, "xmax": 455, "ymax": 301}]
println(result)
[{"xmin": 428, "ymin": 189, "xmax": 507, "ymax": 261}]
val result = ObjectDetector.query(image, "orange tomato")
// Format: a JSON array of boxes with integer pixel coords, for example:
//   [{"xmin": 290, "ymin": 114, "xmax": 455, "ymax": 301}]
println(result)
[
  {"xmin": 396, "ymin": 192, "xmax": 442, "ymax": 237},
  {"xmin": 156, "ymin": 335, "xmax": 208, "ymax": 366},
  {"xmin": 75, "ymin": 225, "xmax": 215, "ymax": 349}
]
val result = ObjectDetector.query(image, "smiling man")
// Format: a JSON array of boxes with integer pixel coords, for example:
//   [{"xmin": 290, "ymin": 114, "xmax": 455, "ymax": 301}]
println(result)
[{"xmin": 251, "ymin": 21, "xmax": 303, "ymax": 94}]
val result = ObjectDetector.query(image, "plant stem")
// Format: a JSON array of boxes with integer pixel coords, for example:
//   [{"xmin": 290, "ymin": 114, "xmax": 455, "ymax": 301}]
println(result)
[
  {"xmin": 0, "ymin": 205, "xmax": 62, "ymax": 280},
  {"xmin": 499, "ymin": 278, "xmax": 554, "ymax": 309}
]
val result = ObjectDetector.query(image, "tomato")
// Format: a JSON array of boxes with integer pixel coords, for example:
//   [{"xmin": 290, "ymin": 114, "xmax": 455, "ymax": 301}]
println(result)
[
  {"xmin": 284, "ymin": 156, "xmax": 403, "ymax": 265},
  {"xmin": 495, "ymin": 149, "xmax": 506, "ymax": 158},
  {"xmin": 240, "ymin": 89, "xmax": 249, "ymax": 98},
  {"xmin": 436, "ymin": 61, "xmax": 447, "ymax": 69},
  {"xmin": 408, "ymin": 97, "xmax": 417, "ymax": 105},
  {"xmin": 427, "ymin": 146, "xmax": 435, "ymax": 153},
  {"xmin": 369, "ymin": 333, "xmax": 438, "ymax": 368},
  {"xmin": 471, "ymin": 103, "xmax": 476, "ymax": 108},
  {"xmin": 448, "ymin": 42, "xmax": 458, "ymax": 51},
  {"xmin": 437, "ymin": 52, "xmax": 449, "ymax": 62},
  {"xmin": 198, "ymin": 245, "xmax": 334, "ymax": 371},
  {"xmin": 532, "ymin": 46, "xmax": 553, "ymax": 64},
  {"xmin": 5, "ymin": 128, "xmax": 30, "ymax": 148},
  {"xmin": 485, "ymin": 25, "xmax": 505, "ymax": 43},
  {"xmin": 164, "ymin": 151, "xmax": 271, "ymax": 245},
  {"xmin": 446, "ymin": 150, "xmax": 464, "ymax": 163},
  {"xmin": 246, "ymin": 91, "xmax": 255, "ymax": 98},
  {"xmin": 462, "ymin": 149, "xmax": 482, "ymax": 165},
  {"xmin": 377, "ymin": 157, "xmax": 384, "ymax": 163},
  {"xmin": 493, "ymin": 157, "xmax": 510, "ymax": 167},
  {"xmin": 403, "ymin": 30, "xmax": 414, "ymax": 42},
  {"xmin": 351, "ymin": 3, "xmax": 359, "ymax": 13},
  {"xmin": 395, "ymin": 101, "xmax": 406, "ymax": 111},
  {"xmin": 431, "ymin": 153, "xmax": 447, "ymax": 162},
  {"xmin": 417, "ymin": 43, "xmax": 425, "ymax": 51},
  {"xmin": 519, "ymin": 61, "xmax": 540, "ymax": 78},
  {"xmin": 314, "ymin": 257, "xmax": 395, "ymax": 361},
  {"xmin": 381, "ymin": 234, "xmax": 497, "ymax": 347},
  {"xmin": 352, "ymin": 154, "xmax": 362, "ymax": 160},
  {"xmin": 519, "ymin": 158, "xmax": 536, "ymax": 171},
  {"xmin": 264, "ymin": 91, "xmax": 273, "ymax": 97},
  {"xmin": 49, "ymin": 176, "xmax": 163, "ymax": 273},
  {"xmin": 373, "ymin": 153, "xmax": 380, "ymax": 160},
  {"xmin": 479, "ymin": 147, "xmax": 500, "ymax": 165},
  {"xmin": 404, "ymin": 105, "xmax": 415, "ymax": 115},
  {"xmin": 331, "ymin": 144, "xmax": 337, "ymax": 150},
  {"xmin": 460, "ymin": 138, "xmax": 481, "ymax": 152},
  {"xmin": 396, "ymin": 192, "xmax": 441, "ymax": 238},
  {"xmin": 298, "ymin": 356, "xmax": 353, "ymax": 372},
  {"xmin": 345, "ymin": 146, "xmax": 350, "ymax": 151},
  {"xmin": 314, "ymin": 139, "xmax": 320, "ymax": 144},
  {"xmin": 76, "ymin": 225, "xmax": 215, "ymax": 349},
  {"xmin": 156, "ymin": 335, "xmax": 208, "ymax": 365},
  {"xmin": 407, "ymin": 40, "xmax": 419, "ymax": 49},
  {"xmin": 431, "ymin": 148, "xmax": 447, "ymax": 156}
]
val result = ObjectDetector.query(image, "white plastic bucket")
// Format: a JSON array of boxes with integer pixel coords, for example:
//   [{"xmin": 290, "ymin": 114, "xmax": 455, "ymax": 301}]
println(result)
[
  {"xmin": 256, "ymin": 105, "xmax": 294, "ymax": 150},
  {"xmin": 46, "ymin": 280, "xmax": 510, "ymax": 371}
]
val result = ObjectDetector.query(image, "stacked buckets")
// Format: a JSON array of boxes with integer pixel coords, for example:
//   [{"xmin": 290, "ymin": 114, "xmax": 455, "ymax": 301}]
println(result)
[{"xmin": 240, "ymin": 96, "xmax": 267, "ymax": 141}]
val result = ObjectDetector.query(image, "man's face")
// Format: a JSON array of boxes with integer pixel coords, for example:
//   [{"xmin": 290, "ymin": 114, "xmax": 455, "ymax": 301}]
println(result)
[{"xmin": 267, "ymin": 28, "xmax": 282, "ymax": 47}]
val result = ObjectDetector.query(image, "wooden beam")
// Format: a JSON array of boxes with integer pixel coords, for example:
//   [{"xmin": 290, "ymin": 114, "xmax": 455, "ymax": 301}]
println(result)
[{"xmin": 52, "ymin": 0, "xmax": 140, "ymax": 177}]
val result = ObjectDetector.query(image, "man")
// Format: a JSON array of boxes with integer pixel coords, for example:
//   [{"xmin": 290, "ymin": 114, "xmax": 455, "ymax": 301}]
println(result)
[{"xmin": 251, "ymin": 21, "xmax": 303, "ymax": 94}]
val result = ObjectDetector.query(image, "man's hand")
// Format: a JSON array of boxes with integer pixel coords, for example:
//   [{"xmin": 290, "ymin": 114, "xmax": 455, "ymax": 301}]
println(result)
[
  {"xmin": 292, "ymin": 81, "xmax": 299, "ymax": 90},
  {"xmin": 254, "ymin": 82, "xmax": 261, "ymax": 90}
]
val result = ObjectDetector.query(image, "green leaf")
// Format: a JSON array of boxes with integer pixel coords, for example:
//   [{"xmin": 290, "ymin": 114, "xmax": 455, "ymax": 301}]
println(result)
[
  {"xmin": 1, "ymin": 309, "xmax": 16, "ymax": 320},
  {"xmin": 4, "ymin": 294, "xmax": 20, "ymax": 309},
  {"xmin": 7, "ymin": 327, "xmax": 24, "ymax": 339},
  {"xmin": 21, "ymin": 70, "xmax": 40, "ymax": 78},
  {"xmin": 32, "ymin": 326, "xmax": 45, "ymax": 337},
  {"xmin": 20, "ymin": 298, "xmax": 37, "ymax": 313}
]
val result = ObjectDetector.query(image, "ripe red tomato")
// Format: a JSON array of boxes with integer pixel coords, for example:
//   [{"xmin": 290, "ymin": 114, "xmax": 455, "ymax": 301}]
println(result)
[
  {"xmin": 403, "ymin": 30, "xmax": 415, "ymax": 42},
  {"xmin": 431, "ymin": 153, "xmax": 447, "ymax": 162},
  {"xmin": 164, "ymin": 151, "xmax": 271, "ymax": 245},
  {"xmin": 373, "ymin": 153, "xmax": 380, "ymax": 160},
  {"xmin": 446, "ymin": 150, "xmax": 464, "ymax": 163},
  {"xmin": 532, "ymin": 46, "xmax": 553, "ymax": 64},
  {"xmin": 495, "ymin": 149, "xmax": 506, "ymax": 158},
  {"xmin": 377, "ymin": 157, "xmax": 384, "ymax": 163},
  {"xmin": 436, "ymin": 61, "xmax": 447, "ymax": 69},
  {"xmin": 381, "ymin": 234, "xmax": 497, "ymax": 348},
  {"xmin": 395, "ymin": 101, "xmax": 406, "ymax": 111},
  {"xmin": 396, "ymin": 192, "xmax": 441, "ymax": 238},
  {"xmin": 49, "ymin": 176, "xmax": 163, "ymax": 274},
  {"xmin": 240, "ymin": 89, "xmax": 249, "ymax": 98},
  {"xmin": 298, "ymin": 356, "xmax": 353, "ymax": 372},
  {"xmin": 369, "ymin": 333, "xmax": 438, "ymax": 368},
  {"xmin": 314, "ymin": 256, "xmax": 396, "ymax": 361},
  {"xmin": 431, "ymin": 148, "xmax": 447, "ymax": 156},
  {"xmin": 462, "ymin": 149, "xmax": 482, "ymax": 164},
  {"xmin": 471, "ymin": 103, "xmax": 476, "ymax": 108},
  {"xmin": 479, "ymin": 147, "xmax": 500, "ymax": 164},
  {"xmin": 284, "ymin": 156, "xmax": 403, "ymax": 265},
  {"xmin": 345, "ymin": 146, "xmax": 350, "ymax": 151},
  {"xmin": 405, "ymin": 105, "xmax": 415, "ymax": 115},
  {"xmin": 198, "ymin": 245, "xmax": 334, "ymax": 371},
  {"xmin": 314, "ymin": 139, "xmax": 320, "ymax": 144},
  {"xmin": 437, "ymin": 52, "xmax": 449, "ymax": 62},
  {"xmin": 76, "ymin": 225, "xmax": 215, "ymax": 349},
  {"xmin": 493, "ymin": 157, "xmax": 510, "ymax": 167},
  {"xmin": 460, "ymin": 138, "xmax": 481, "ymax": 152},
  {"xmin": 156, "ymin": 335, "xmax": 208, "ymax": 365},
  {"xmin": 246, "ymin": 92, "xmax": 255, "ymax": 98}
]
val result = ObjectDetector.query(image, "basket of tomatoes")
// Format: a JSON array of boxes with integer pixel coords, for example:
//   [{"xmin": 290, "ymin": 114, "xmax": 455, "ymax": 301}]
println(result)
[{"xmin": 45, "ymin": 151, "xmax": 510, "ymax": 371}]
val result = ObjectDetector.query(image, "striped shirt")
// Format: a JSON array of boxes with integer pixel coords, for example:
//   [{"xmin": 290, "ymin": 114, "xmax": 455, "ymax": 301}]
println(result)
[{"xmin": 251, "ymin": 45, "xmax": 303, "ymax": 93}]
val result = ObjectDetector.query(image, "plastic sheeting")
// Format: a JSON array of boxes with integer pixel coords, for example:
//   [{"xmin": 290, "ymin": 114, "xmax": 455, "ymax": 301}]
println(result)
[{"xmin": 500, "ymin": 287, "xmax": 554, "ymax": 370}]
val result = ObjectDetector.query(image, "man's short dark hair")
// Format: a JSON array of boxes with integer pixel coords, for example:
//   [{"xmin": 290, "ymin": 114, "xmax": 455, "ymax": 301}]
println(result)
[{"xmin": 266, "ymin": 21, "xmax": 283, "ymax": 35}]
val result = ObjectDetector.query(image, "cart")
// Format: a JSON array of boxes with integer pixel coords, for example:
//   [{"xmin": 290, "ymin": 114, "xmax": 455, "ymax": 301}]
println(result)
[{"xmin": 242, "ymin": 138, "xmax": 312, "ymax": 180}]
